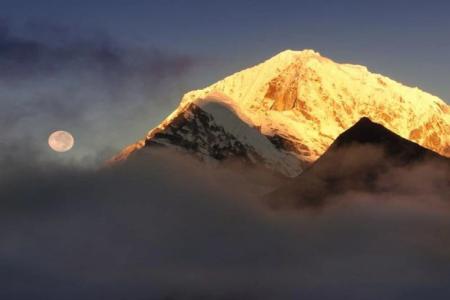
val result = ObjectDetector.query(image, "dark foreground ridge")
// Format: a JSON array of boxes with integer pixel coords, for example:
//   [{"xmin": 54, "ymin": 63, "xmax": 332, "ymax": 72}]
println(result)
[
  {"xmin": 330, "ymin": 117, "xmax": 443, "ymax": 161},
  {"xmin": 266, "ymin": 117, "xmax": 450, "ymax": 209}
]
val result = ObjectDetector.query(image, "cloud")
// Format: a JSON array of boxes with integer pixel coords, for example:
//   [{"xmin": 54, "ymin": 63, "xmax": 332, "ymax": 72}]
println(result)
[
  {"xmin": 1, "ymin": 144, "xmax": 450, "ymax": 300},
  {"xmin": 267, "ymin": 143, "xmax": 450, "ymax": 210},
  {"xmin": 0, "ymin": 18, "xmax": 197, "ymax": 164},
  {"xmin": 0, "ymin": 18, "xmax": 193, "ymax": 80}
]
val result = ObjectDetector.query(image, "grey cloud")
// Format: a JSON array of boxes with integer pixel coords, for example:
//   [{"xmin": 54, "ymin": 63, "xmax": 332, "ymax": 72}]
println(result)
[
  {"xmin": 1, "ymin": 145, "xmax": 450, "ymax": 300},
  {"xmin": 0, "ymin": 18, "xmax": 193, "ymax": 80},
  {"xmin": 267, "ymin": 142, "xmax": 450, "ymax": 210}
]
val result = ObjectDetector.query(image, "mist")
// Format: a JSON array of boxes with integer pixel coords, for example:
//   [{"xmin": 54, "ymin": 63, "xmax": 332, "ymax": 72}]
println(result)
[{"xmin": 1, "ymin": 141, "xmax": 450, "ymax": 300}]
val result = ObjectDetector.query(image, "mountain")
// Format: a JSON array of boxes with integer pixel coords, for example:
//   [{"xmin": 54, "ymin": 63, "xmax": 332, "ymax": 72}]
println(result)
[
  {"xmin": 112, "ymin": 49, "xmax": 450, "ymax": 176},
  {"xmin": 266, "ymin": 117, "xmax": 450, "ymax": 209}
]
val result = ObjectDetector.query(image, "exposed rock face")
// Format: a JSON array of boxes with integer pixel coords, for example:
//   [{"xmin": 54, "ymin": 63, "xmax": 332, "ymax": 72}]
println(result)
[
  {"xmin": 110, "ymin": 101, "xmax": 303, "ymax": 177},
  {"xmin": 144, "ymin": 103, "xmax": 264, "ymax": 164},
  {"xmin": 113, "ymin": 49, "xmax": 450, "ymax": 176}
]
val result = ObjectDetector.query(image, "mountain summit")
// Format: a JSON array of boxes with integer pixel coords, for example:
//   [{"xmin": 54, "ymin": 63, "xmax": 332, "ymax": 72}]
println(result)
[{"xmin": 113, "ymin": 49, "xmax": 450, "ymax": 176}]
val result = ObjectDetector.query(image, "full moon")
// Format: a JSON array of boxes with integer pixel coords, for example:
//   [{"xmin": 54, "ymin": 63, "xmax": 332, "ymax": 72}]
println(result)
[{"xmin": 48, "ymin": 131, "xmax": 75, "ymax": 152}]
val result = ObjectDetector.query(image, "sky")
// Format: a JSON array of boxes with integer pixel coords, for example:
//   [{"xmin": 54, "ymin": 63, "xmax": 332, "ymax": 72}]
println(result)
[
  {"xmin": 1, "ymin": 0, "xmax": 449, "ymax": 163},
  {"xmin": 2, "ymin": 0, "xmax": 449, "ymax": 95}
]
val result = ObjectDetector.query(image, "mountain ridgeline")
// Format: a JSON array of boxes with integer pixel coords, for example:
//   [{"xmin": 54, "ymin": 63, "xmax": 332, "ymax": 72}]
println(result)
[{"xmin": 112, "ymin": 49, "xmax": 450, "ymax": 179}]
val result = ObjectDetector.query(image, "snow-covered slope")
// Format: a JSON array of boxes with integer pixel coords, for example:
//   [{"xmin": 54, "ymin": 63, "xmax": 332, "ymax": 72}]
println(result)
[{"xmin": 112, "ymin": 49, "xmax": 450, "ymax": 176}]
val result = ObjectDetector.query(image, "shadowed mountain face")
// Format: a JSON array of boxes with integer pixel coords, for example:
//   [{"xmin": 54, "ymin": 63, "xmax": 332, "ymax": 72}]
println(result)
[
  {"xmin": 267, "ymin": 117, "xmax": 450, "ymax": 210},
  {"xmin": 329, "ymin": 117, "xmax": 446, "ymax": 161},
  {"xmin": 146, "ymin": 103, "xmax": 263, "ymax": 163},
  {"xmin": 111, "ymin": 101, "xmax": 303, "ymax": 177},
  {"xmin": 110, "ymin": 103, "xmax": 263, "ymax": 165}
]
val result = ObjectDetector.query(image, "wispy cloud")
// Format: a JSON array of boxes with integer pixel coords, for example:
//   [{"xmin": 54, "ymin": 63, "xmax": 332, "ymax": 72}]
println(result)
[{"xmin": 0, "ymin": 18, "xmax": 197, "ymax": 164}]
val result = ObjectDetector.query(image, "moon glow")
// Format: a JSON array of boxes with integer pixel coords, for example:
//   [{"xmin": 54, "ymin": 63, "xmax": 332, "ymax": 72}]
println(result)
[{"xmin": 48, "ymin": 131, "xmax": 75, "ymax": 152}]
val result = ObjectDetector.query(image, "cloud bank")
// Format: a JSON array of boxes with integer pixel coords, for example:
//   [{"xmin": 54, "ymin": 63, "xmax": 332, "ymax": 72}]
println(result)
[{"xmin": 0, "ymin": 144, "xmax": 450, "ymax": 300}]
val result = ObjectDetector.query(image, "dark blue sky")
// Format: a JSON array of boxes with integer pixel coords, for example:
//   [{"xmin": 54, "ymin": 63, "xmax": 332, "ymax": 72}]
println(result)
[
  {"xmin": 2, "ymin": 0, "xmax": 450, "ymax": 101},
  {"xmin": 1, "ymin": 0, "xmax": 449, "ymax": 163}
]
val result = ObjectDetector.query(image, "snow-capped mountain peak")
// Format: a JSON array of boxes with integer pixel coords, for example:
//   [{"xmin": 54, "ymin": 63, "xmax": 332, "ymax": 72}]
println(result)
[{"xmin": 112, "ymin": 49, "xmax": 450, "ymax": 176}]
